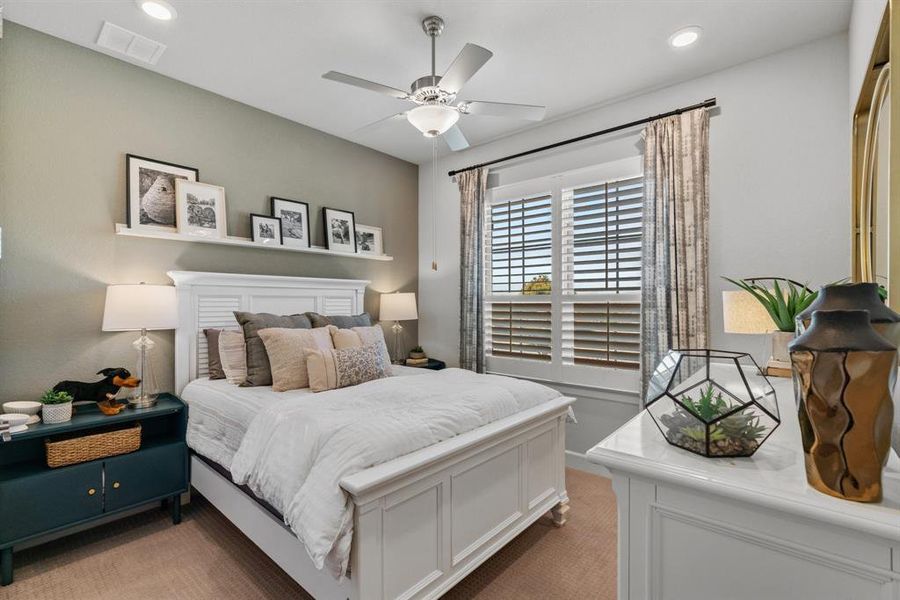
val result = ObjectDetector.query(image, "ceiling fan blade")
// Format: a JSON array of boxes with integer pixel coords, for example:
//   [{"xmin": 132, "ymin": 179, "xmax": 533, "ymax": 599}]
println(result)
[
  {"xmin": 439, "ymin": 44, "xmax": 493, "ymax": 95},
  {"xmin": 461, "ymin": 101, "xmax": 546, "ymax": 121},
  {"xmin": 352, "ymin": 111, "xmax": 408, "ymax": 134},
  {"xmin": 443, "ymin": 124, "xmax": 470, "ymax": 151},
  {"xmin": 322, "ymin": 71, "xmax": 409, "ymax": 100}
]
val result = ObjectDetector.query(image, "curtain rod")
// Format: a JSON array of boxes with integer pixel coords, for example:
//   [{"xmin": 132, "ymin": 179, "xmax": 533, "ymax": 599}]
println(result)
[{"xmin": 447, "ymin": 97, "xmax": 717, "ymax": 178}]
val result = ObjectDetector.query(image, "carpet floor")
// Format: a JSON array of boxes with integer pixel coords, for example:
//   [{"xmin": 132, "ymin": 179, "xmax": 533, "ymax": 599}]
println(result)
[{"xmin": 0, "ymin": 468, "xmax": 616, "ymax": 599}]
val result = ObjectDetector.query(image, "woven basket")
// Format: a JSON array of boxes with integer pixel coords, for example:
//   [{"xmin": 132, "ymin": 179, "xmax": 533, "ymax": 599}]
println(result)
[{"xmin": 46, "ymin": 423, "xmax": 141, "ymax": 468}]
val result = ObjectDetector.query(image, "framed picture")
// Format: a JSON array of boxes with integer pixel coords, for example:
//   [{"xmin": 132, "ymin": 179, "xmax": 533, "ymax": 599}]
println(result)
[
  {"xmin": 251, "ymin": 214, "xmax": 283, "ymax": 245},
  {"xmin": 126, "ymin": 154, "xmax": 198, "ymax": 232},
  {"xmin": 355, "ymin": 224, "xmax": 384, "ymax": 255},
  {"xmin": 271, "ymin": 197, "xmax": 310, "ymax": 248},
  {"xmin": 323, "ymin": 207, "xmax": 357, "ymax": 253},
  {"xmin": 175, "ymin": 180, "xmax": 227, "ymax": 238}
]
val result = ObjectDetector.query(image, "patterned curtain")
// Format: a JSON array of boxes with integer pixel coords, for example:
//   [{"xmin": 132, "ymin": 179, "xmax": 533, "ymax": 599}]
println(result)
[
  {"xmin": 640, "ymin": 108, "xmax": 710, "ymax": 404},
  {"xmin": 458, "ymin": 168, "xmax": 490, "ymax": 372}
]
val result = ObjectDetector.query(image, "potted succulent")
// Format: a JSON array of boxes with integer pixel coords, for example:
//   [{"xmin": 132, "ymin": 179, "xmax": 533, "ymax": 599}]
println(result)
[
  {"xmin": 40, "ymin": 390, "xmax": 74, "ymax": 424},
  {"xmin": 408, "ymin": 346, "xmax": 427, "ymax": 360}
]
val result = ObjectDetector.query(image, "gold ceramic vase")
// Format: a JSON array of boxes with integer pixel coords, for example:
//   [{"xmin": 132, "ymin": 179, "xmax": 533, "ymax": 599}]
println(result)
[{"xmin": 790, "ymin": 310, "xmax": 897, "ymax": 503}]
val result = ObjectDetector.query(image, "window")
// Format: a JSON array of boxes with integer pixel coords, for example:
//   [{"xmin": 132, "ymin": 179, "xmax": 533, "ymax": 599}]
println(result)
[{"xmin": 484, "ymin": 160, "xmax": 643, "ymax": 389}]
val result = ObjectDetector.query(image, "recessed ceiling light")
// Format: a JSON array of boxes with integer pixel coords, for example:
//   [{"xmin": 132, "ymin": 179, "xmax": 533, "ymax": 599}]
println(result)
[
  {"xmin": 137, "ymin": 0, "xmax": 177, "ymax": 21},
  {"xmin": 669, "ymin": 26, "xmax": 702, "ymax": 48}
]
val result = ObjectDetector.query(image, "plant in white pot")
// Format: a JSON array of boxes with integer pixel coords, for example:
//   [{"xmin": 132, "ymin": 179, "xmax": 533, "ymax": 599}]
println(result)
[{"xmin": 40, "ymin": 390, "xmax": 74, "ymax": 424}]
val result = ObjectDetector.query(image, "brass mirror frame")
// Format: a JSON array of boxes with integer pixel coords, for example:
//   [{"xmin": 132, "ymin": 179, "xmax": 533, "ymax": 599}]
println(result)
[{"xmin": 852, "ymin": 2, "xmax": 899, "ymax": 309}]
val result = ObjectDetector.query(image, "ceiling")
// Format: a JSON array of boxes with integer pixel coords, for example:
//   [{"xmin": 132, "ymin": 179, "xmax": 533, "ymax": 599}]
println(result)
[{"xmin": 4, "ymin": 1, "xmax": 851, "ymax": 164}]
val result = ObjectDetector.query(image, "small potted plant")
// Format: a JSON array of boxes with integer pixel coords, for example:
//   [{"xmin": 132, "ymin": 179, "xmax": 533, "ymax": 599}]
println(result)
[
  {"xmin": 408, "ymin": 346, "xmax": 427, "ymax": 360},
  {"xmin": 41, "ymin": 390, "xmax": 74, "ymax": 424}
]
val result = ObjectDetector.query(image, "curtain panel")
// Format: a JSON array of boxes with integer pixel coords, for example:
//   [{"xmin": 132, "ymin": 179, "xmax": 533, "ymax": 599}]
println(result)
[
  {"xmin": 640, "ymin": 108, "xmax": 711, "ymax": 403},
  {"xmin": 458, "ymin": 168, "xmax": 490, "ymax": 372}
]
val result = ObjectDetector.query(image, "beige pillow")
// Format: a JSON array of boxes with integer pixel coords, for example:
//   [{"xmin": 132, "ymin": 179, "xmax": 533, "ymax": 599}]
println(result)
[
  {"xmin": 329, "ymin": 325, "xmax": 392, "ymax": 372},
  {"xmin": 257, "ymin": 327, "xmax": 334, "ymax": 391},
  {"xmin": 305, "ymin": 344, "xmax": 390, "ymax": 392},
  {"xmin": 218, "ymin": 330, "xmax": 248, "ymax": 385}
]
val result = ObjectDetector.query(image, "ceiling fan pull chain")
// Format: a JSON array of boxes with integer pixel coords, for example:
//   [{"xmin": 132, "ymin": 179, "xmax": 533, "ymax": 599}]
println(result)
[{"xmin": 432, "ymin": 136, "xmax": 438, "ymax": 271}]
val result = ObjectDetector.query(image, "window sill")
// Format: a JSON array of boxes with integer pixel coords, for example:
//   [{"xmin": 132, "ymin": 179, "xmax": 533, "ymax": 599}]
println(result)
[{"xmin": 485, "ymin": 370, "xmax": 640, "ymax": 405}]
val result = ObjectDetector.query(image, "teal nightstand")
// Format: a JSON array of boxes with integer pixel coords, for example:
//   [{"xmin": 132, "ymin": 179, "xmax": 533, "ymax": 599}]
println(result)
[{"xmin": 0, "ymin": 393, "xmax": 188, "ymax": 586}]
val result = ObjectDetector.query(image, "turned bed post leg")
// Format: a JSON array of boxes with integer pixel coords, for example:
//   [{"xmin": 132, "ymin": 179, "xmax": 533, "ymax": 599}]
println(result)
[{"xmin": 551, "ymin": 499, "xmax": 570, "ymax": 527}]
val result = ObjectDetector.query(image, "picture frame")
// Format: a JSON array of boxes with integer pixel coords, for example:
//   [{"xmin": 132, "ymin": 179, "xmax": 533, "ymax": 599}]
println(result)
[
  {"xmin": 250, "ymin": 213, "xmax": 283, "ymax": 245},
  {"xmin": 322, "ymin": 207, "xmax": 357, "ymax": 253},
  {"xmin": 126, "ymin": 154, "xmax": 199, "ymax": 232},
  {"xmin": 175, "ymin": 180, "xmax": 227, "ymax": 238},
  {"xmin": 355, "ymin": 224, "xmax": 384, "ymax": 255},
  {"xmin": 271, "ymin": 197, "xmax": 310, "ymax": 248}
]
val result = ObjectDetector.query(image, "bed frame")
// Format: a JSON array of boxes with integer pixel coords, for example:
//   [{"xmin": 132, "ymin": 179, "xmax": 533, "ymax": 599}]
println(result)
[{"xmin": 168, "ymin": 271, "xmax": 574, "ymax": 600}]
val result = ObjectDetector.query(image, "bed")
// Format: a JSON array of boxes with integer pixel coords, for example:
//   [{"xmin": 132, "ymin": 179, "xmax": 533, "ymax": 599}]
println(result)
[{"xmin": 169, "ymin": 270, "xmax": 574, "ymax": 600}]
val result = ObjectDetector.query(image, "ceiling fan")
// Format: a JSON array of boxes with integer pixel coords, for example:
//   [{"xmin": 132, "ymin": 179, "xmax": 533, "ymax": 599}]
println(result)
[{"xmin": 322, "ymin": 15, "xmax": 547, "ymax": 151}]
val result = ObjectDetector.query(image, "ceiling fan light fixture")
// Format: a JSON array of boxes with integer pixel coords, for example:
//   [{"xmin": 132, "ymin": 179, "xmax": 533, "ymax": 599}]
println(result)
[
  {"xmin": 137, "ymin": 0, "xmax": 177, "ymax": 20},
  {"xmin": 407, "ymin": 104, "xmax": 459, "ymax": 138}
]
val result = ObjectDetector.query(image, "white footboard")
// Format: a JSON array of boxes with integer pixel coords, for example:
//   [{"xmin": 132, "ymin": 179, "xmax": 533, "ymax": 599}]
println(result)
[{"xmin": 344, "ymin": 397, "xmax": 573, "ymax": 600}]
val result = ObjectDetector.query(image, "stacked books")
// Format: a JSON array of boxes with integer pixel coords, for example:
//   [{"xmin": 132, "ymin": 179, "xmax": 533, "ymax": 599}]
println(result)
[{"xmin": 406, "ymin": 357, "xmax": 429, "ymax": 366}]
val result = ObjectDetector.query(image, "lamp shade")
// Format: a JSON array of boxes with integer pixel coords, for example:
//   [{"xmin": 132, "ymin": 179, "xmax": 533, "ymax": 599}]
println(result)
[
  {"xmin": 722, "ymin": 290, "xmax": 775, "ymax": 334},
  {"xmin": 102, "ymin": 284, "xmax": 177, "ymax": 331},
  {"xmin": 407, "ymin": 104, "xmax": 459, "ymax": 138},
  {"xmin": 380, "ymin": 292, "xmax": 418, "ymax": 321}
]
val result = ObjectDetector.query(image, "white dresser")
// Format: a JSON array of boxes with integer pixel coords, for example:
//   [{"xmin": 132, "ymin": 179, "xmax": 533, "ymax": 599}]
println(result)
[{"xmin": 587, "ymin": 377, "xmax": 900, "ymax": 600}]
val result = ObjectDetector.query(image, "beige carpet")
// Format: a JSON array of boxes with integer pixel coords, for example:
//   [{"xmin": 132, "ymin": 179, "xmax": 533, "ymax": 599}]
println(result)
[{"xmin": 1, "ymin": 468, "xmax": 616, "ymax": 600}]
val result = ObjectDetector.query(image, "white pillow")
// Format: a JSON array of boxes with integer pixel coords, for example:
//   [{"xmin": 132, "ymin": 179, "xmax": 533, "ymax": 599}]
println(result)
[
  {"xmin": 218, "ymin": 330, "xmax": 247, "ymax": 385},
  {"xmin": 329, "ymin": 325, "xmax": 392, "ymax": 374}
]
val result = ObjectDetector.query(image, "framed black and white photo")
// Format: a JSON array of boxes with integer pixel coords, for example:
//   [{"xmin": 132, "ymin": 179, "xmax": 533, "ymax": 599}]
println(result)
[
  {"xmin": 322, "ymin": 207, "xmax": 357, "ymax": 253},
  {"xmin": 175, "ymin": 180, "xmax": 227, "ymax": 238},
  {"xmin": 251, "ymin": 214, "xmax": 283, "ymax": 245},
  {"xmin": 126, "ymin": 154, "xmax": 198, "ymax": 232},
  {"xmin": 355, "ymin": 224, "xmax": 384, "ymax": 255},
  {"xmin": 271, "ymin": 197, "xmax": 310, "ymax": 248}
]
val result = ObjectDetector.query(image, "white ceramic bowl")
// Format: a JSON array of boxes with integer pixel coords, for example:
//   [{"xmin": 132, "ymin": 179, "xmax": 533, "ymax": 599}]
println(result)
[
  {"xmin": 2, "ymin": 401, "xmax": 42, "ymax": 416},
  {"xmin": 0, "ymin": 413, "xmax": 30, "ymax": 427}
]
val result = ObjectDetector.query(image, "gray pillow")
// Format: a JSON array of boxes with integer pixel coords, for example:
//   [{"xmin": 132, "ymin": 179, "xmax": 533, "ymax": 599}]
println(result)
[
  {"xmin": 306, "ymin": 312, "xmax": 372, "ymax": 329},
  {"xmin": 203, "ymin": 328, "xmax": 225, "ymax": 380},
  {"xmin": 233, "ymin": 311, "xmax": 312, "ymax": 386}
]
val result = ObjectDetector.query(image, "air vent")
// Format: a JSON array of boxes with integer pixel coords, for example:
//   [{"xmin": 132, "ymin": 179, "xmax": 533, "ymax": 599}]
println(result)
[{"xmin": 96, "ymin": 21, "xmax": 166, "ymax": 65}]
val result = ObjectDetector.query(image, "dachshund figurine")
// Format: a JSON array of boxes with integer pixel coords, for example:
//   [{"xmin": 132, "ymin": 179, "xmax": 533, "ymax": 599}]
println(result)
[{"xmin": 53, "ymin": 368, "xmax": 141, "ymax": 404}]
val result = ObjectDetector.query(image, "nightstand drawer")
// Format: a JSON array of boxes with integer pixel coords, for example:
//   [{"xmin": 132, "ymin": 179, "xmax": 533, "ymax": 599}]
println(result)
[
  {"xmin": 104, "ymin": 442, "xmax": 187, "ymax": 512},
  {"xmin": 0, "ymin": 462, "xmax": 103, "ymax": 544}
]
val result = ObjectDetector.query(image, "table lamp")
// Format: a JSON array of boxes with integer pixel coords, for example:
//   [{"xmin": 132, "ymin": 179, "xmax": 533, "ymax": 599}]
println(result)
[
  {"xmin": 722, "ymin": 290, "xmax": 788, "ymax": 375},
  {"xmin": 380, "ymin": 292, "xmax": 418, "ymax": 363},
  {"xmin": 102, "ymin": 283, "xmax": 177, "ymax": 408}
]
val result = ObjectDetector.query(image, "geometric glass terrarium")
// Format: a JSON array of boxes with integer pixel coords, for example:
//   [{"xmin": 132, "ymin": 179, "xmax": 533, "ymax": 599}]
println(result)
[{"xmin": 645, "ymin": 349, "xmax": 780, "ymax": 457}]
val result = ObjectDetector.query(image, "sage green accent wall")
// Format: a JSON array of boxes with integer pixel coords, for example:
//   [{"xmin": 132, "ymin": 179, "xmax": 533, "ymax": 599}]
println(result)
[{"xmin": 0, "ymin": 23, "xmax": 418, "ymax": 400}]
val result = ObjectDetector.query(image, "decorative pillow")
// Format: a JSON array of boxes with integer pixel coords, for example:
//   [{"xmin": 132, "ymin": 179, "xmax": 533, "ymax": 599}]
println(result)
[
  {"xmin": 233, "ymin": 311, "xmax": 312, "ymax": 387},
  {"xmin": 203, "ymin": 329, "xmax": 225, "ymax": 380},
  {"xmin": 330, "ymin": 325, "xmax": 392, "ymax": 372},
  {"xmin": 257, "ymin": 327, "xmax": 334, "ymax": 392},
  {"xmin": 218, "ymin": 330, "xmax": 248, "ymax": 385},
  {"xmin": 306, "ymin": 312, "xmax": 372, "ymax": 329},
  {"xmin": 305, "ymin": 344, "xmax": 390, "ymax": 392}
]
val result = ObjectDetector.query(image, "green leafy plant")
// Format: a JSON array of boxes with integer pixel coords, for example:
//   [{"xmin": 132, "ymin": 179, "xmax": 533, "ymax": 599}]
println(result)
[
  {"xmin": 877, "ymin": 284, "xmax": 888, "ymax": 302},
  {"xmin": 680, "ymin": 383, "xmax": 731, "ymax": 421},
  {"xmin": 521, "ymin": 275, "xmax": 551, "ymax": 295},
  {"xmin": 40, "ymin": 390, "xmax": 73, "ymax": 405},
  {"xmin": 410, "ymin": 346, "xmax": 424, "ymax": 354},
  {"xmin": 723, "ymin": 277, "xmax": 819, "ymax": 332}
]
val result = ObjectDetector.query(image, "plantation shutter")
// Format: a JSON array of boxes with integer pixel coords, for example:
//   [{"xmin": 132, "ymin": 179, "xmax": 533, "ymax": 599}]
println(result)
[
  {"xmin": 488, "ymin": 194, "xmax": 553, "ymax": 294},
  {"xmin": 562, "ymin": 176, "xmax": 643, "ymax": 293},
  {"xmin": 486, "ymin": 301, "xmax": 552, "ymax": 362},
  {"xmin": 561, "ymin": 301, "xmax": 641, "ymax": 369}
]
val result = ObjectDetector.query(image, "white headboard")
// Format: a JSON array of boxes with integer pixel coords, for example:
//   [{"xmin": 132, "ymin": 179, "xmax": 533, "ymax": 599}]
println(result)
[{"xmin": 167, "ymin": 271, "xmax": 369, "ymax": 393}]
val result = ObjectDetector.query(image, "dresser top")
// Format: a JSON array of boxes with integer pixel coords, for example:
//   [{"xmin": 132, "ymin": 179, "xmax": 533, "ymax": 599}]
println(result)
[{"xmin": 587, "ymin": 377, "xmax": 900, "ymax": 541}]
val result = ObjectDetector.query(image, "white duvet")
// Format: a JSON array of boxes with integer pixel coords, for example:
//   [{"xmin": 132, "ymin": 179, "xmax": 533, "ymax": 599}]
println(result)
[{"xmin": 228, "ymin": 368, "xmax": 562, "ymax": 578}]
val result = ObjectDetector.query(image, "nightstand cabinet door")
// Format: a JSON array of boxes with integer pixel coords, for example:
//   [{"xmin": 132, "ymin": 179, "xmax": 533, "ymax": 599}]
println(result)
[
  {"xmin": 0, "ymin": 462, "xmax": 103, "ymax": 544},
  {"xmin": 104, "ymin": 442, "xmax": 187, "ymax": 512}
]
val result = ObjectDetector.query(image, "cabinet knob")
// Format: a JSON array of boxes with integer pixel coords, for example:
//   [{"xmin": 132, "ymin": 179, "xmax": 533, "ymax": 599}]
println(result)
[
  {"xmin": 112, "ymin": 481, "xmax": 120, "ymax": 489},
  {"xmin": 88, "ymin": 488, "xmax": 96, "ymax": 496}
]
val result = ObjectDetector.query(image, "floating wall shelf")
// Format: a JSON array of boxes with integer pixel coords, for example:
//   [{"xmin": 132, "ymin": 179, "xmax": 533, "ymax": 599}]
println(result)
[{"xmin": 114, "ymin": 224, "xmax": 394, "ymax": 262}]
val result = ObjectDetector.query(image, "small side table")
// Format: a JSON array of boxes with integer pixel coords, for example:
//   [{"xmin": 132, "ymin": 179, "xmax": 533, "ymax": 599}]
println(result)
[
  {"xmin": 405, "ymin": 359, "xmax": 446, "ymax": 370},
  {"xmin": 0, "ymin": 394, "xmax": 188, "ymax": 586}
]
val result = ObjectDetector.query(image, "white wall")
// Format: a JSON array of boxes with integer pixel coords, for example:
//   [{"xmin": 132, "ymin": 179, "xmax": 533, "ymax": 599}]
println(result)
[
  {"xmin": 418, "ymin": 33, "xmax": 850, "ymax": 455},
  {"xmin": 849, "ymin": 0, "xmax": 888, "ymax": 110}
]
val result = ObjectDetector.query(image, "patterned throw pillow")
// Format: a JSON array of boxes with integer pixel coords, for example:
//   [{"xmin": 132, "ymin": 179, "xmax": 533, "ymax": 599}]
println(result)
[
  {"xmin": 329, "ymin": 325, "xmax": 392, "ymax": 372},
  {"xmin": 305, "ymin": 344, "xmax": 390, "ymax": 392},
  {"xmin": 218, "ymin": 330, "xmax": 248, "ymax": 385},
  {"xmin": 257, "ymin": 327, "xmax": 334, "ymax": 391}
]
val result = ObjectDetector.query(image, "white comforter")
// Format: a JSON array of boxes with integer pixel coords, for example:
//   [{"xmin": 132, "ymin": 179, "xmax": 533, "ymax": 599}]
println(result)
[{"xmin": 229, "ymin": 368, "xmax": 561, "ymax": 578}]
